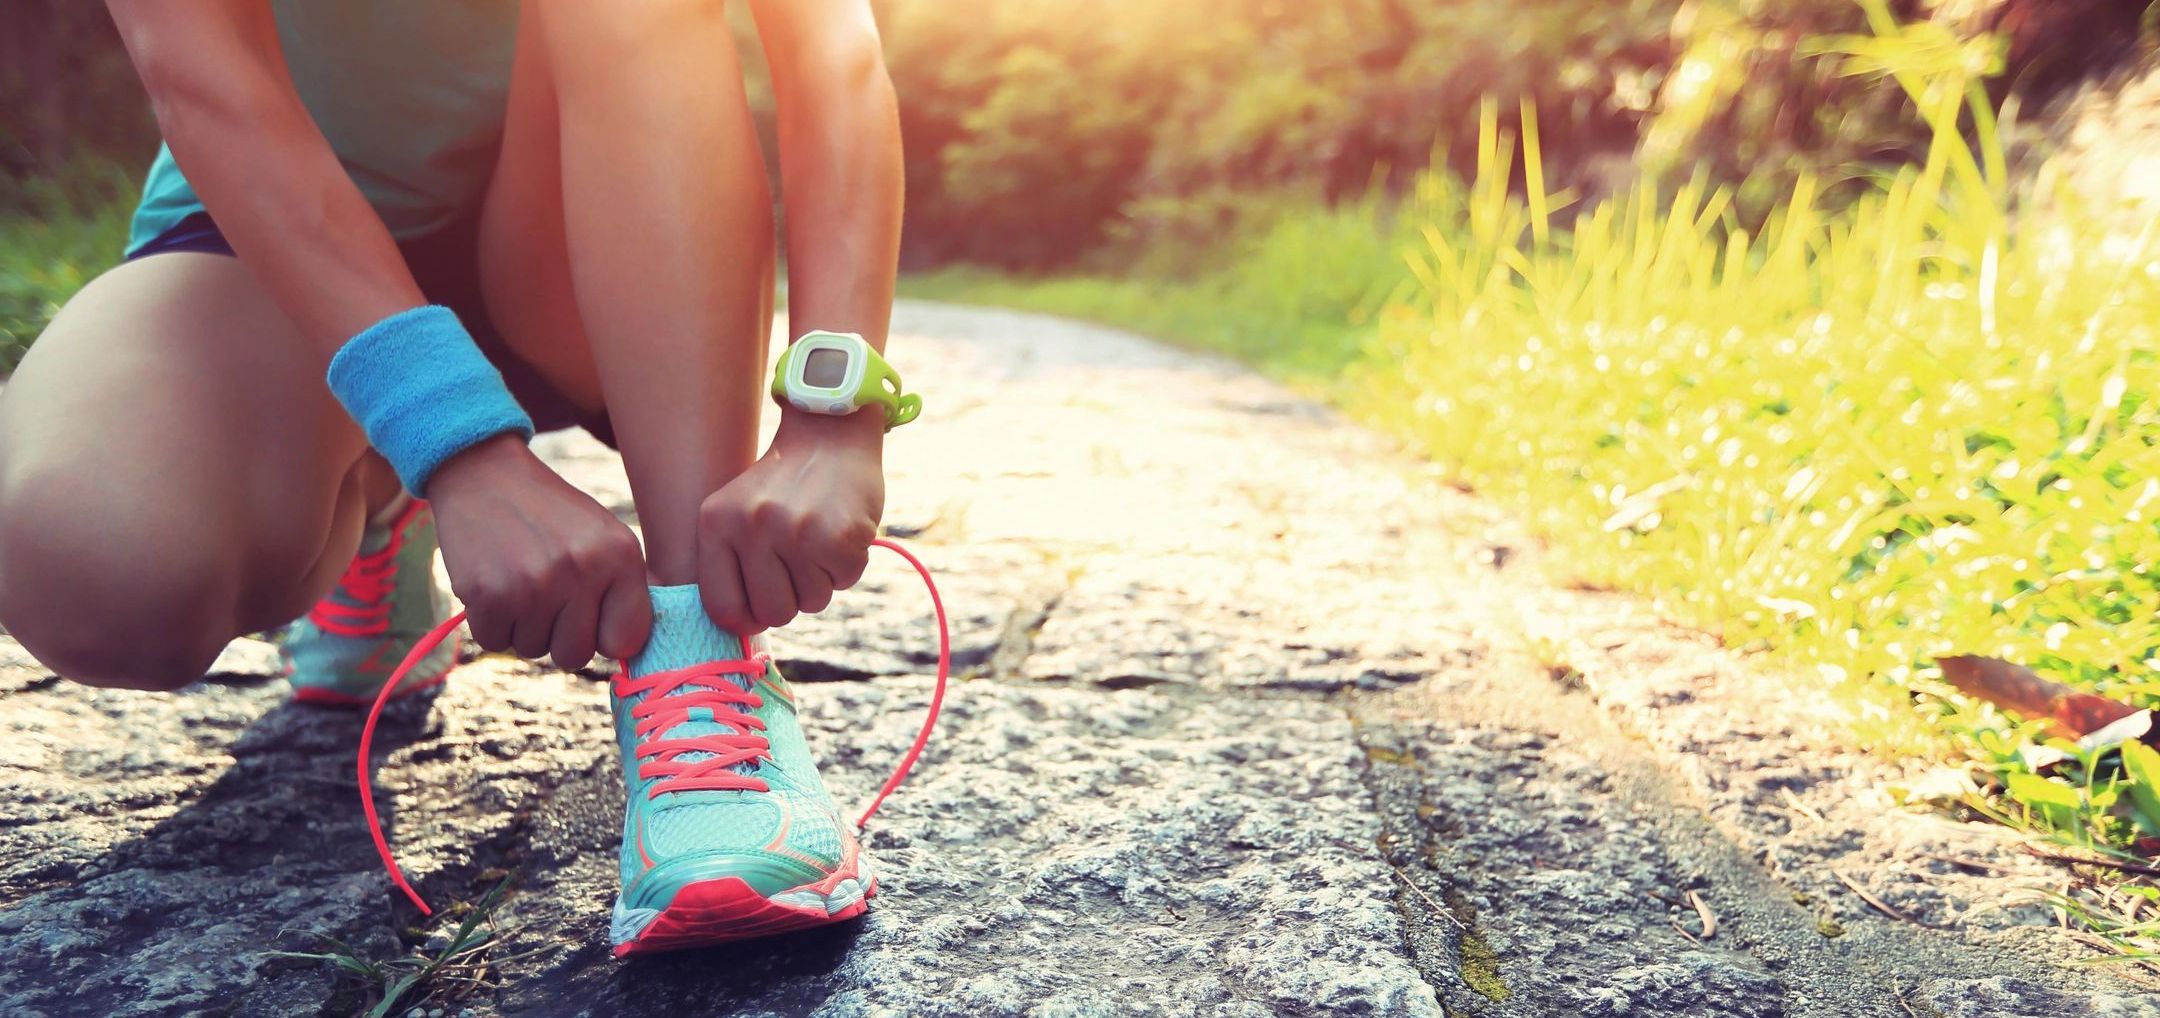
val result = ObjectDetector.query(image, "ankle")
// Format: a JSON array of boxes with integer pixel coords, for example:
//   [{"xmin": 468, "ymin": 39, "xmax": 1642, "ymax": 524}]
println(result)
[
  {"xmin": 358, "ymin": 453, "xmax": 409, "ymax": 524},
  {"xmin": 367, "ymin": 492, "xmax": 414, "ymax": 529}
]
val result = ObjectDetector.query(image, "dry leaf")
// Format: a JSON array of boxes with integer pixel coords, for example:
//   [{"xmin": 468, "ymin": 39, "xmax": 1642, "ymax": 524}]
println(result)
[{"xmin": 1936, "ymin": 655, "xmax": 2140, "ymax": 738}]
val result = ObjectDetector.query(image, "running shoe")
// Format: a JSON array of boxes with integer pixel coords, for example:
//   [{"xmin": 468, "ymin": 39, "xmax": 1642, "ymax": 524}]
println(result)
[
  {"xmin": 283, "ymin": 499, "xmax": 459, "ymax": 705},
  {"xmin": 608, "ymin": 584, "xmax": 872, "ymax": 955}
]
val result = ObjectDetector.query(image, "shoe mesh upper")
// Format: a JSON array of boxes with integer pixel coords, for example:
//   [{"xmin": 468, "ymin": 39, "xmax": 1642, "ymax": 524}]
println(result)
[
  {"xmin": 282, "ymin": 501, "xmax": 454, "ymax": 695},
  {"xmin": 616, "ymin": 586, "xmax": 854, "ymax": 884}
]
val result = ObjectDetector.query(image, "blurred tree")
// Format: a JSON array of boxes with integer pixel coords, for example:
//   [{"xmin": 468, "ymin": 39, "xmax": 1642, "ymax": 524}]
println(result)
[
  {"xmin": 7, "ymin": 0, "xmax": 2153, "ymax": 268},
  {"xmin": 1, "ymin": 1, "xmax": 154, "ymax": 209}
]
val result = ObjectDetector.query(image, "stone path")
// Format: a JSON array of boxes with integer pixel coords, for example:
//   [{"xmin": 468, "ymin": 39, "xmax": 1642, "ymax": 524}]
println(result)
[{"xmin": 3, "ymin": 302, "xmax": 2157, "ymax": 1017}]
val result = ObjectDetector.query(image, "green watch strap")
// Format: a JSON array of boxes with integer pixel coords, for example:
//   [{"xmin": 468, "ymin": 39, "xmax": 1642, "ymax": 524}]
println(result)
[{"xmin": 771, "ymin": 332, "xmax": 922, "ymax": 430}]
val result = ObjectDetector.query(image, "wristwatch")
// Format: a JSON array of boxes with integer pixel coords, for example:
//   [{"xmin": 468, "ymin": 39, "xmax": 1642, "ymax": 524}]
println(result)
[{"xmin": 770, "ymin": 330, "xmax": 921, "ymax": 430}]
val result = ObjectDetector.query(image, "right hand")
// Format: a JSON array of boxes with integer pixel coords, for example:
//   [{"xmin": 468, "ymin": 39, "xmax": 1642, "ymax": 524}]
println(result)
[{"xmin": 426, "ymin": 435, "xmax": 652, "ymax": 669}]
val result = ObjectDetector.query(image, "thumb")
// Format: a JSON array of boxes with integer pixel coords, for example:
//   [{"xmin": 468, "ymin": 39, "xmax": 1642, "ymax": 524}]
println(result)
[{"xmin": 596, "ymin": 572, "xmax": 654, "ymax": 663}]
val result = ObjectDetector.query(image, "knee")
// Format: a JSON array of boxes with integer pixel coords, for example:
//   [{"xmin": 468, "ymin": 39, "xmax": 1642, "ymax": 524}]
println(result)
[{"xmin": 0, "ymin": 477, "xmax": 234, "ymax": 691}]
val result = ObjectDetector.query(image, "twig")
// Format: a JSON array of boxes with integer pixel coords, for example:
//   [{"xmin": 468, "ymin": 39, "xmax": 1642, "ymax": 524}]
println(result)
[
  {"xmin": 1922, "ymin": 853, "xmax": 2014, "ymax": 876},
  {"xmin": 1831, "ymin": 869, "xmax": 1941, "ymax": 929},
  {"xmin": 1778, "ymin": 788, "xmax": 1825, "ymax": 824},
  {"xmin": 1388, "ymin": 865, "xmax": 1468, "ymax": 931},
  {"xmin": 1688, "ymin": 890, "xmax": 1718, "ymax": 940},
  {"xmin": 1669, "ymin": 916, "xmax": 1702, "ymax": 945},
  {"xmin": 1891, "ymin": 978, "xmax": 1922, "ymax": 1018},
  {"xmin": 2024, "ymin": 847, "xmax": 2160, "ymax": 880},
  {"xmin": 1643, "ymin": 889, "xmax": 1686, "ymax": 909}
]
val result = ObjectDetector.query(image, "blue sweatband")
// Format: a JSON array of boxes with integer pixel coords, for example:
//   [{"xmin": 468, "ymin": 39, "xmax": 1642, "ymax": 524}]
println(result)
[{"xmin": 326, "ymin": 305, "xmax": 535, "ymax": 496}]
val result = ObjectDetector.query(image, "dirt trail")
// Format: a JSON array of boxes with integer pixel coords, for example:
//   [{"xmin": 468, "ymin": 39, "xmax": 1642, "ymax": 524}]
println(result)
[{"xmin": 2, "ymin": 302, "xmax": 2154, "ymax": 1017}]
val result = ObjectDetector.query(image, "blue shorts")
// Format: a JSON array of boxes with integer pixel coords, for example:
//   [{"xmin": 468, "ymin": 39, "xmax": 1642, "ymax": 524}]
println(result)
[{"xmin": 128, "ymin": 211, "xmax": 615, "ymax": 447}]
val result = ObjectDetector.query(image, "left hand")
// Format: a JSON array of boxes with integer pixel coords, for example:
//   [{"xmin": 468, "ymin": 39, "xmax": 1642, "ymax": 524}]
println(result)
[{"xmin": 697, "ymin": 413, "xmax": 885, "ymax": 634}]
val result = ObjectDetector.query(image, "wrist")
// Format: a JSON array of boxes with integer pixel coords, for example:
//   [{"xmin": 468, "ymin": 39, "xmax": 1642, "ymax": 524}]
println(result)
[
  {"xmin": 772, "ymin": 405, "xmax": 885, "ymax": 454},
  {"xmin": 326, "ymin": 305, "xmax": 535, "ymax": 496},
  {"xmin": 423, "ymin": 433, "xmax": 534, "ymax": 500}
]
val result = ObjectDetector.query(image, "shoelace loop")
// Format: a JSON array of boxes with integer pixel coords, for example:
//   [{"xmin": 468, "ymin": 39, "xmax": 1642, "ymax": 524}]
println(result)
[
  {"xmin": 357, "ymin": 537, "xmax": 949, "ymax": 916},
  {"xmin": 618, "ymin": 657, "xmax": 773, "ymax": 798}
]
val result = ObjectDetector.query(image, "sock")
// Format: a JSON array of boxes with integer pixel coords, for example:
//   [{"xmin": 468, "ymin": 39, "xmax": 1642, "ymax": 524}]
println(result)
[{"xmin": 628, "ymin": 584, "xmax": 746, "ymax": 678}]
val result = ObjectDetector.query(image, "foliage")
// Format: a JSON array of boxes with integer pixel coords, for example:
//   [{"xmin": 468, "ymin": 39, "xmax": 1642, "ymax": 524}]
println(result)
[
  {"xmin": 1360, "ymin": 18, "xmax": 2160, "ymax": 861},
  {"xmin": 0, "ymin": 162, "xmax": 134, "ymax": 372},
  {"xmin": 0, "ymin": 2, "xmax": 155, "ymax": 191},
  {"xmin": 9, "ymin": 0, "xmax": 2148, "ymax": 279},
  {"xmin": 881, "ymin": 0, "xmax": 2146, "ymax": 269},
  {"xmin": 883, "ymin": 0, "xmax": 1683, "ymax": 267}
]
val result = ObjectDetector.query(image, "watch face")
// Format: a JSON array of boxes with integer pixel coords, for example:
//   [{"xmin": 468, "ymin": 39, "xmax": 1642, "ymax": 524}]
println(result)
[{"xmin": 804, "ymin": 346, "xmax": 850, "ymax": 389}]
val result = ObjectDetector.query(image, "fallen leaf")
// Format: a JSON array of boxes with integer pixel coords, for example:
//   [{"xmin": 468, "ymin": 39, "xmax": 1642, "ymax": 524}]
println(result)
[
  {"xmin": 1688, "ymin": 890, "xmax": 1718, "ymax": 940},
  {"xmin": 1936, "ymin": 655, "xmax": 2141, "ymax": 738}
]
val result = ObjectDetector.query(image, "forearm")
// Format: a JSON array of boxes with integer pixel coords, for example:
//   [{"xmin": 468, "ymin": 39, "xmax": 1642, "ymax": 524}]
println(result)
[
  {"xmin": 753, "ymin": 3, "xmax": 904, "ymax": 448},
  {"xmin": 767, "ymin": 36, "xmax": 904, "ymax": 352},
  {"xmin": 112, "ymin": 0, "xmax": 424, "ymax": 347}
]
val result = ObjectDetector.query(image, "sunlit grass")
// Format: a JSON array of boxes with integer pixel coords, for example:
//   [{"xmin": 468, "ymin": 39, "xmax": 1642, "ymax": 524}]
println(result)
[
  {"xmin": 1366, "ymin": 69, "xmax": 2160, "ymax": 852},
  {"xmin": 906, "ymin": 192, "xmax": 1407, "ymax": 383}
]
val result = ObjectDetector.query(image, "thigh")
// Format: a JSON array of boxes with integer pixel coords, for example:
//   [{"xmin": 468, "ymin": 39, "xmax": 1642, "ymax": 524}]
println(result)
[
  {"xmin": 476, "ymin": 7, "xmax": 605, "ymax": 417},
  {"xmin": 0, "ymin": 253, "xmax": 377, "ymax": 636}
]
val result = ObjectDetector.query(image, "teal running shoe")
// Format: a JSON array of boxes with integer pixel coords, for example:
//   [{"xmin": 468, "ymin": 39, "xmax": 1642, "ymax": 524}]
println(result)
[
  {"xmin": 283, "ymin": 499, "xmax": 459, "ymax": 705},
  {"xmin": 607, "ymin": 585, "xmax": 872, "ymax": 955}
]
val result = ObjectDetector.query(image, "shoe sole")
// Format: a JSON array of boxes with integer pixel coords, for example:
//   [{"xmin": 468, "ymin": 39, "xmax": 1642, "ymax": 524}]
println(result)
[
  {"xmin": 289, "ymin": 664, "xmax": 454, "ymax": 707},
  {"xmin": 610, "ymin": 857, "xmax": 876, "ymax": 956}
]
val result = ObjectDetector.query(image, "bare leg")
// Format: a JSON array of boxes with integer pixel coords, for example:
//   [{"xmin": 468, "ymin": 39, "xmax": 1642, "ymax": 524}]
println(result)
[
  {"xmin": 479, "ymin": 0, "xmax": 777, "ymax": 586},
  {"xmin": 0, "ymin": 254, "xmax": 392, "ymax": 689}
]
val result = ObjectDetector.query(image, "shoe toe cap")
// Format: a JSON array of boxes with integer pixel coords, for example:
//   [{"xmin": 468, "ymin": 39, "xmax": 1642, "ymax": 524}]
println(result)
[{"xmin": 626, "ymin": 851, "xmax": 833, "ymax": 909}]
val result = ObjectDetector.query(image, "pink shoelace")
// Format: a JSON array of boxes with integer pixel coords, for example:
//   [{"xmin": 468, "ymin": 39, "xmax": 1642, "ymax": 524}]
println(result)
[
  {"xmin": 357, "ymin": 537, "xmax": 950, "ymax": 916},
  {"xmin": 618, "ymin": 656, "xmax": 777, "ymax": 797},
  {"xmin": 311, "ymin": 501, "xmax": 428, "ymax": 637}
]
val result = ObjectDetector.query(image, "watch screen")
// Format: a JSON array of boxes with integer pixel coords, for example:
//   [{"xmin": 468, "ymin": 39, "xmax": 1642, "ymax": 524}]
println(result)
[{"xmin": 804, "ymin": 347, "xmax": 849, "ymax": 388}]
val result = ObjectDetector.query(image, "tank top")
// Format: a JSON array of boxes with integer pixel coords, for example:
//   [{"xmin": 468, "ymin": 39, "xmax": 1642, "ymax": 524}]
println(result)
[{"xmin": 128, "ymin": 0, "xmax": 521, "ymax": 253}]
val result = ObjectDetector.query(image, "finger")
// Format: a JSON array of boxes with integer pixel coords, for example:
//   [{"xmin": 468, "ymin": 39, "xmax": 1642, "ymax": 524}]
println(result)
[
  {"xmin": 461, "ymin": 580, "xmax": 516, "ymax": 653},
  {"xmin": 828, "ymin": 538, "xmax": 873, "ymax": 591},
  {"xmin": 509, "ymin": 597, "xmax": 556, "ymax": 660},
  {"xmin": 790, "ymin": 553, "xmax": 837, "ymax": 615},
  {"xmin": 466, "ymin": 603, "xmax": 514, "ymax": 654},
  {"xmin": 740, "ymin": 545, "xmax": 798, "ymax": 633},
  {"xmin": 596, "ymin": 572, "xmax": 654, "ymax": 663},
  {"xmin": 549, "ymin": 586, "xmax": 601, "ymax": 671},
  {"xmin": 699, "ymin": 541, "xmax": 756, "ymax": 635}
]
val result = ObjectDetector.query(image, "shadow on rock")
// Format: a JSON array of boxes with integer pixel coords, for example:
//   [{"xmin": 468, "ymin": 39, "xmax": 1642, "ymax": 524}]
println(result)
[
  {"xmin": 608, "ymin": 921, "xmax": 866, "ymax": 1012},
  {"xmin": 0, "ymin": 686, "xmax": 453, "ymax": 1017}
]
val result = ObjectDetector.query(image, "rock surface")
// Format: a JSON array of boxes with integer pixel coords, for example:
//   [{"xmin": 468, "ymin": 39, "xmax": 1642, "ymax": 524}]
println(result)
[{"xmin": 2, "ymin": 302, "xmax": 2154, "ymax": 1017}]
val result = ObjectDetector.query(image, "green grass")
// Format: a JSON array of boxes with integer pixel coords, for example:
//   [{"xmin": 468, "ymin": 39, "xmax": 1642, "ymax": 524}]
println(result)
[
  {"xmin": 0, "ymin": 160, "xmax": 136, "ymax": 372},
  {"xmin": 906, "ymin": 190, "xmax": 1410, "ymax": 384},
  {"xmin": 911, "ymin": 3, "xmax": 2160, "ymax": 958},
  {"xmin": 266, "ymin": 878, "xmax": 515, "ymax": 1018}
]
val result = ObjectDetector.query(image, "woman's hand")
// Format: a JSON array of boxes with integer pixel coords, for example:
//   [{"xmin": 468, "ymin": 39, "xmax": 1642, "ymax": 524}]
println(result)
[
  {"xmin": 428, "ymin": 435, "xmax": 653, "ymax": 669},
  {"xmin": 697, "ymin": 412, "xmax": 885, "ymax": 634}
]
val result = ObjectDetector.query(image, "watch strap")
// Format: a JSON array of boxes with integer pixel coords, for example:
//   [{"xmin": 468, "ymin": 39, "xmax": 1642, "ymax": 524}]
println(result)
[{"xmin": 772, "ymin": 332, "xmax": 921, "ymax": 430}]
